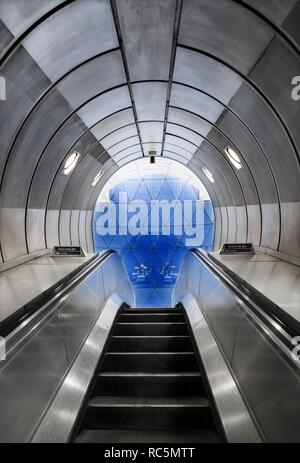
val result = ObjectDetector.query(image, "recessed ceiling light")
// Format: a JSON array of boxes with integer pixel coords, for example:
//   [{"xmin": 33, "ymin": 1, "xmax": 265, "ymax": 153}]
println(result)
[
  {"xmin": 63, "ymin": 152, "xmax": 79, "ymax": 175},
  {"xmin": 202, "ymin": 167, "xmax": 215, "ymax": 183},
  {"xmin": 225, "ymin": 146, "xmax": 242, "ymax": 170},
  {"xmin": 92, "ymin": 170, "xmax": 103, "ymax": 186}
]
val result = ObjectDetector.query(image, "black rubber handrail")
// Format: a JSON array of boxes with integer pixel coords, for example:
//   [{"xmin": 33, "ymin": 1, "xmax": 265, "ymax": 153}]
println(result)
[
  {"xmin": 191, "ymin": 248, "xmax": 300, "ymax": 349},
  {"xmin": 0, "ymin": 250, "xmax": 114, "ymax": 337}
]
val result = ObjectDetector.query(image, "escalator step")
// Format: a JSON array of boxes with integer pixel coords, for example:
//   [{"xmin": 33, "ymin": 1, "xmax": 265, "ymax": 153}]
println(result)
[
  {"xmin": 75, "ymin": 428, "xmax": 221, "ymax": 443},
  {"xmin": 74, "ymin": 305, "xmax": 222, "ymax": 443},
  {"xmin": 94, "ymin": 372, "xmax": 206, "ymax": 397},
  {"xmin": 83, "ymin": 396, "xmax": 214, "ymax": 430},
  {"xmin": 123, "ymin": 308, "xmax": 182, "ymax": 314},
  {"xmin": 108, "ymin": 335, "xmax": 193, "ymax": 352},
  {"xmin": 119, "ymin": 313, "xmax": 185, "ymax": 323},
  {"xmin": 101, "ymin": 352, "xmax": 198, "ymax": 373},
  {"xmin": 114, "ymin": 322, "xmax": 188, "ymax": 336}
]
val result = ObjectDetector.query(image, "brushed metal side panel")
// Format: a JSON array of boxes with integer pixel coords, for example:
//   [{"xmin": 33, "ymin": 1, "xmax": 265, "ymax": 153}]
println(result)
[
  {"xmin": 220, "ymin": 206, "xmax": 228, "ymax": 246},
  {"xmin": 235, "ymin": 206, "xmax": 248, "ymax": 243},
  {"xmin": 26, "ymin": 208, "xmax": 46, "ymax": 252},
  {"xmin": 85, "ymin": 210, "xmax": 94, "ymax": 253},
  {"xmin": 232, "ymin": 315, "xmax": 300, "ymax": 442},
  {"xmin": 59, "ymin": 210, "xmax": 71, "ymax": 246},
  {"xmin": 0, "ymin": 314, "xmax": 68, "ymax": 442},
  {"xmin": 0, "ymin": 208, "xmax": 27, "ymax": 261},
  {"xmin": 247, "ymin": 204, "xmax": 261, "ymax": 245},
  {"xmin": 279, "ymin": 202, "xmax": 300, "ymax": 258},
  {"xmin": 180, "ymin": 292, "xmax": 261, "ymax": 443},
  {"xmin": 45, "ymin": 209, "xmax": 60, "ymax": 249},
  {"xmin": 198, "ymin": 264, "xmax": 242, "ymax": 362},
  {"xmin": 213, "ymin": 206, "xmax": 222, "ymax": 251},
  {"xmin": 70, "ymin": 210, "xmax": 80, "ymax": 246},
  {"xmin": 78, "ymin": 210, "xmax": 88, "ymax": 253},
  {"xmin": 260, "ymin": 203, "xmax": 280, "ymax": 250},
  {"xmin": 173, "ymin": 250, "xmax": 300, "ymax": 442},
  {"xmin": 227, "ymin": 206, "xmax": 237, "ymax": 243},
  {"xmin": 0, "ymin": 252, "xmax": 134, "ymax": 442},
  {"xmin": 31, "ymin": 294, "xmax": 123, "ymax": 443}
]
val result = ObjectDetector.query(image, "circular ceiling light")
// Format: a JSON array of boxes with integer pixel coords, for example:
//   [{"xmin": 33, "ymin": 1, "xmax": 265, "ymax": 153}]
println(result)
[
  {"xmin": 225, "ymin": 146, "xmax": 242, "ymax": 170},
  {"xmin": 202, "ymin": 167, "xmax": 215, "ymax": 183},
  {"xmin": 63, "ymin": 152, "xmax": 80, "ymax": 175},
  {"xmin": 92, "ymin": 170, "xmax": 103, "ymax": 186}
]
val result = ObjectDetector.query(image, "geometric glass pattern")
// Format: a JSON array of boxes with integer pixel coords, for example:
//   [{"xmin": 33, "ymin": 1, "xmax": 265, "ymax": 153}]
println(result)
[{"xmin": 93, "ymin": 174, "xmax": 214, "ymax": 307}]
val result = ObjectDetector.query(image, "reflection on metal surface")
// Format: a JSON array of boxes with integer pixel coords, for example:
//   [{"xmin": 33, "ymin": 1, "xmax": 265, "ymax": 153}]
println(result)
[
  {"xmin": 173, "ymin": 249, "xmax": 300, "ymax": 442},
  {"xmin": 31, "ymin": 294, "xmax": 123, "ymax": 443},
  {"xmin": 0, "ymin": 252, "xmax": 134, "ymax": 442},
  {"xmin": 179, "ymin": 292, "xmax": 262, "ymax": 443}
]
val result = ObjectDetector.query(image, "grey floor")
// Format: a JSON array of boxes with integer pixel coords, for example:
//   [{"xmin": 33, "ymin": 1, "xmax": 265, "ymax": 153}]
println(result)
[
  {"xmin": 0, "ymin": 254, "xmax": 94, "ymax": 324},
  {"xmin": 213, "ymin": 252, "xmax": 300, "ymax": 323}
]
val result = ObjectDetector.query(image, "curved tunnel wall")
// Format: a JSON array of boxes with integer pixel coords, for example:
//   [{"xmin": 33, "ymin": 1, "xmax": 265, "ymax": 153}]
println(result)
[{"xmin": 0, "ymin": 0, "xmax": 299, "ymax": 264}]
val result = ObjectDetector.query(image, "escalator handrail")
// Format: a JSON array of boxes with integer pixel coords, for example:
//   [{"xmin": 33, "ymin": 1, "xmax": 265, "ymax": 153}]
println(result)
[
  {"xmin": 0, "ymin": 250, "xmax": 116, "ymax": 338},
  {"xmin": 191, "ymin": 248, "xmax": 300, "ymax": 350}
]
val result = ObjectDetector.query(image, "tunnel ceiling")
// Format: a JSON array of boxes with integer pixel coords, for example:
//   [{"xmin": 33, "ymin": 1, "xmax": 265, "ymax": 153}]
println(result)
[{"xmin": 0, "ymin": 0, "xmax": 299, "ymax": 262}]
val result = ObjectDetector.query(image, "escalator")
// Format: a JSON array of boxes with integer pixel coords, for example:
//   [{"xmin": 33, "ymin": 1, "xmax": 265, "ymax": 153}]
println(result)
[{"xmin": 73, "ymin": 306, "xmax": 223, "ymax": 443}]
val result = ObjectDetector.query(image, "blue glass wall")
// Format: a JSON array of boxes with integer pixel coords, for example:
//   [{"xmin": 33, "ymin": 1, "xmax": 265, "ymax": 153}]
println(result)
[{"xmin": 93, "ymin": 174, "xmax": 214, "ymax": 307}]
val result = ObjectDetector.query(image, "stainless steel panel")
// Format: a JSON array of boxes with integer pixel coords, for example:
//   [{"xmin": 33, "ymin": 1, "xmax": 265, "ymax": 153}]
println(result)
[
  {"xmin": 70, "ymin": 209, "xmax": 80, "ymax": 245},
  {"xmin": 166, "ymin": 123, "xmax": 204, "ymax": 147},
  {"xmin": 198, "ymin": 265, "xmax": 242, "ymax": 362},
  {"xmin": 117, "ymin": 152, "xmax": 141, "ymax": 167},
  {"xmin": 170, "ymin": 83, "xmax": 224, "ymax": 124},
  {"xmin": 139, "ymin": 122, "xmax": 164, "ymax": 144},
  {"xmin": 232, "ymin": 314, "xmax": 300, "ymax": 442},
  {"xmin": 0, "ymin": 0, "xmax": 64, "ymax": 36},
  {"xmin": 168, "ymin": 107, "xmax": 212, "ymax": 138},
  {"xmin": 164, "ymin": 143, "xmax": 193, "ymax": 160},
  {"xmin": 163, "ymin": 152, "xmax": 190, "ymax": 165},
  {"xmin": 165, "ymin": 134, "xmax": 197, "ymax": 154},
  {"xmin": 77, "ymin": 86, "xmax": 131, "ymax": 128},
  {"xmin": 116, "ymin": 0, "xmax": 175, "ymax": 80},
  {"xmin": 108, "ymin": 136, "xmax": 140, "ymax": 157},
  {"xmin": 31, "ymin": 293, "xmax": 124, "ymax": 443},
  {"xmin": 174, "ymin": 47, "xmax": 242, "ymax": 105},
  {"xmin": 229, "ymin": 83, "xmax": 300, "ymax": 204},
  {"xmin": 246, "ymin": 204, "xmax": 261, "ymax": 245},
  {"xmin": 0, "ymin": 252, "xmax": 134, "ymax": 442},
  {"xmin": 101, "ymin": 124, "xmax": 138, "ymax": 150},
  {"xmin": 26, "ymin": 208, "xmax": 46, "ymax": 252},
  {"xmin": 244, "ymin": 0, "xmax": 297, "ymax": 25},
  {"xmin": 58, "ymin": 50, "xmax": 126, "ymax": 109},
  {"xmin": 214, "ymin": 252, "xmax": 300, "ymax": 324},
  {"xmin": 0, "ymin": 208, "xmax": 27, "ymax": 261},
  {"xmin": 227, "ymin": 206, "xmax": 237, "ymax": 243},
  {"xmin": 132, "ymin": 82, "xmax": 168, "ymax": 121},
  {"xmin": 173, "ymin": 250, "xmax": 300, "ymax": 442},
  {"xmin": 179, "ymin": 292, "xmax": 261, "ymax": 443},
  {"xmin": 59, "ymin": 210, "xmax": 71, "ymax": 246},
  {"xmin": 23, "ymin": 0, "xmax": 118, "ymax": 81},
  {"xmin": 78, "ymin": 210, "xmax": 88, "ymax": 253},
  {"xmin": 85, "ymin": 210, "xmax": 94, "ymax": 253},
  {"xmin": 91, "ymin": 108, "xmax": 135, "ymax": 141},
  {"xmin": 280, "ymin": 202, "xmax": 300, "ymax": 257},
  {"xmin": 0, "ymin": 314, "xmax": 68, "ymax": 442},
  {"xmin": 113, "ymin": 148, "xmax": 142, "ymax": 163},
  {"xmin": 45, "ymin": 209, "xmax": 60, "ymax": 249},
  {"xmin": 179, "ymin": 0, "xmax": 274, "ymax": 74},
  {"xmin": 260, "ymin": 203, "xmax": 280, "ymax": 250},
  {"xmin": 213, "ymin": 206, "xmax": 222, "ymax": 251}
]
